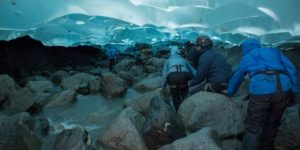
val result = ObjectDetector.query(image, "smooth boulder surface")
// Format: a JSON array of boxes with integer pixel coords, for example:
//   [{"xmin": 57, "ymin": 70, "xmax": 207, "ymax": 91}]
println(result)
[{"xmin": 178, "ymin": 91, "xmax": 244, "ymax": 138}]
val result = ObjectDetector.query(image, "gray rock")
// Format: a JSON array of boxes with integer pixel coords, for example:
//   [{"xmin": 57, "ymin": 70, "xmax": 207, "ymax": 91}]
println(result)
[
  {"xmin": 221, "ymin": 139, "xmax": 242, "ymax": 150},
  {"xmin": 114, "ymin": 59, "xmax": 136, "ymax": 73},
  {"xmin": 134, "ymin": 76, "xmax": 163, "ymax": 93},
  {"xmin": 51, "ymin": 70, "xmax": 69, "ymax": 84},
  {"xmin": 117, "ymin": 71, "xmax": 135, "ymax": 86},
  {"xmin": 45, "ymin": 90, "xmax": 76, "ymax": 108},
  {"xmin": 97, "ymin": 107, "xmax": 147, "ymax": 150},
  {"xmin": 26, "ymin": 80, "xmax": 54, "ymax": 94},
  {"xmin": 159, "ymin": 127, "xmax": 221, "ymax": 150},
  {"xmin": 125, "ymin": 89, "xmax": 161, "ymax": 114},
  {"xmin": 100, "ymin": 72, "xmax": 127, "ymax": 98},
  {"xmin": 54, "ymin": 127, "xmax": 91, "ymax": 150},
  {"xmin": 0, "ymin": 74, "xmax": 20, "ymax": 96},
  {"xmin": 178, "ymin": 91, "xmax": 244, "ymax": 138},
  {"xmin": 0, "ymin": 114, "xmax": 42, "ymax": 150},
  {"xmin": 147, "ymin": 57, "xmax": 166, "ymax": 69},
  {"xmin": 3, "ymin": 87, "xmax": 36, "ymax": 114},
  {"xmin": 276, "ymin": 106, "xmax": 300, "ymax": 149},
  {"xmin": 61, "ymin": 72, "xmax": 100, "ymax": 94}
]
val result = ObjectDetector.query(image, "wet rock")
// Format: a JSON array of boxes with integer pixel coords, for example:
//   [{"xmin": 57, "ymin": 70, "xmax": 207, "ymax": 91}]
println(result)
[
  {"xmin": 12, "ymin": 112, "xmax": 49, "ymax": 137},
  {"xmin": 50, "ymin": 70, "xmax": 69, "ymax": 84},
  {"xmin": 276, "ymin": 106, "xmax": 300, "ymax": 149},
  {"xmin": 0, "ymin": 74, "xmax": 20, "ymax": 96},
  {"xmin": 144, "ymin": 96, "xmax": 185, "ymax": 150},
  {"xmin": 125, "ymin": 89, "xmax": 161, "ymax": 114},
  {"xmin": 117, "ymin": 71, "xmax": 135, "ymax": 86},
  {"xmin": 45, "ymin": 90, "xmax": 76, "ymax": 108},
  {"xmin": 147, "ymin": 57, "xmax": 166, "ymax": 69},
  {"xmin": 100, "ymin": 72, "xmax": 127, "ymax": 98},
  {"xmin": 54, "ymin": 127, "xmax": 91, "ymax": 150},
  {"xmin": 130, "ymin": 65, "xmax": 146, "ymax": 76},
  {"xmin": 89, "ymin": 68, "xmax": 105, "ymax": 76},
  {"xmin": 159, "ymin": 127, "xmax": 221, "ymax": 150},
  {"xmin": 2, "ymin": 87, "xmax": 36, "ymax": 115},
  {"xmin": 134, "ymin": 76, "xmax": 163, "ymax": 93},
  {"xmin": 114, "ymin": 59, "xmax": 136, "ymax": 73},
  {"xmin": 97, "ymin": 107, "xmax": 147, "ymax": 150},
  {"xmin": 61, "ymin": 72, "xmax": 100, "ymax": 94},
  {"xmin": 221, "ymin": 139, "xmax": 242, "ymax": 150},
  {"xmin": 0, "ymin": 113, "xmax": 42, "ymax": 150},
  {"xmin": 178, "ymin": 91, "xmax": 244, "ymax": 138},
  {"xmin": 26, "ymin": 80, "xmax": 54, "ymax": 94}
]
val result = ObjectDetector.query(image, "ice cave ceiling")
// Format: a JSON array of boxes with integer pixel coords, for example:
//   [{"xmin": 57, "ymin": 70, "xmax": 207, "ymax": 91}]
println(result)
[{"xmin": 0, "ymin": 0, "xmax": 299, "ymax": 47}]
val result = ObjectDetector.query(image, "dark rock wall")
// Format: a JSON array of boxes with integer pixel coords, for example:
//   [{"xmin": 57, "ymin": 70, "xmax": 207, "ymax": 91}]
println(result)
[{"xmin": 0, "ymin": 36, "xmax": 103, "ymax": 82}]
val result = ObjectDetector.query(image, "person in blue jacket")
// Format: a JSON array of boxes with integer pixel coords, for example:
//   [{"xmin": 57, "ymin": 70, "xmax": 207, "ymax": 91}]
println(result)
[
  {"xmin": 108, "ymin": 46, "xmax": 120, "ymax": 71},
  {"xmin": 227, "ymin": 39, "xmax": 299, "ymax": 150},
  {"xmin": 162, "ymin": 46, "xmax": 196, "ymax": 111},
  {"xmin": 187, "ymin": 35, "xmax": 232, "ymax": 94}
]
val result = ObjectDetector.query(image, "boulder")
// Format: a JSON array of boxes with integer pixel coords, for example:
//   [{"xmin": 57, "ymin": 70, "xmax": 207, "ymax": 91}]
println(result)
[
  {"xmin": 134, "ymin": 76, "xmax": 163, "ymax": 93},
  {"xmin": 221, "ymin": 139, "xmax": 242, "ymax": 150},
  {"xmin": 61, "ymin": 72, "xmax": 100, "ymax": 94},
  {"xmin": 12, "ymin": 112, "xmax": 49, "ymax": 137},
  {"xmin": 159, "ymin": 127, "xmax": 221, "ymax": 150},
  {"xmin": 114, "ymin": 59, "xmax": 136, "ymax": 73},
  {"xmin": 2, "ymin": 87, "xmax": 36, "ymax": 114},
  {"xmin": 276, "ymin": 106, "xmax": 300, "ymax": 149},
  {"xmin": 100, "ymin": 72, "xmax": 127, "ymax": 98},
  {"xmin": 0, "ymin": 74, "xmax": 19, "ymax": 96},
  {"xmin": 178, "ymin": 91, "xmax": 244, "ymax": 138},
  {"xmin": 50, "ymin": 70, "xmax": 69, "ymax": 84},
  {"xmin": 54, "ymin": 127, "xmax": 91, "ymax": 150},
  {"xmin": 147, "ymin": 57, "xmax": 166, "ymax": 69},
  {"xmin": 97, "ymin": 107, "xmax": 147, "ymax": 150},
  {"xmin": 26, "ymin": 80, "xmax": 54, "ymax": 94},
  {"xmin": 125, "ymin": 89, "xmax": 161, "ymax": 114},
  {"xmin": 117, "ymin": 71, "xmax": 135, "ymax": 86},
  {"xmin": 45, "ymin": 90, "xmax": 76, "ymax": 108},
  {"xmin": 0, "ymin": 114, "xmax": 41, "ymax": 150},
  {"xmin": 144, "ymin": 96, "xmax": 185, "ymax": 150}
]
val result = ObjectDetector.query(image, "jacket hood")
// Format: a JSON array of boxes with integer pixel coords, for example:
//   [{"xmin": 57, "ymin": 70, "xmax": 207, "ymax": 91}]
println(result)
[
  {"xmin": 242, "ymin": 39, "xmax": 261, "ymax": 55},
  {"xmin": 170, "ymin": 46, "xmax": 181, "ymax": 57}
]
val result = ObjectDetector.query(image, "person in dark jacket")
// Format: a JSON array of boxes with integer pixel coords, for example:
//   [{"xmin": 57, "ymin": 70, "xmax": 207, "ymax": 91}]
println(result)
[
  {"xmin": 187, "ymin": 35, "xmax": 232, "ymax": 95},
  {"xmin": 108, "ymin": 46, "xmax": 119, "ymax": 71},
  {"xmin": 227, "ymin": 39, "xmax": 299, "ymax": 150},
  {"xmin": 162, "ymin": 46, "xmax": 196, "ymax": 111}
]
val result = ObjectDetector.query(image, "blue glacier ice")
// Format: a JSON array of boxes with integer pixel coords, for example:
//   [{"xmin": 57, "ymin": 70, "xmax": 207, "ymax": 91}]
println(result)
[{"xmin": 0, "ymin": 0, "xmax": 299, "ymax": 48}]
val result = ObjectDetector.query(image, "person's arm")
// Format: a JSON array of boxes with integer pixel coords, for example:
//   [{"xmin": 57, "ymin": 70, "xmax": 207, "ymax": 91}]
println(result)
[
  {"xmin": 227, "ymin": 61, "xmax": 247, "ymax": 96},
  {"xmin": 188, "ymin": 54, "xmax": 210, "ymax": 86},
  {"xmin": 279, "ymin": 51, "xmax": 300, "ymax": 93},
  {"xmin": 186, "ymin": 61, "xmax": 196, "ymax": 76}
]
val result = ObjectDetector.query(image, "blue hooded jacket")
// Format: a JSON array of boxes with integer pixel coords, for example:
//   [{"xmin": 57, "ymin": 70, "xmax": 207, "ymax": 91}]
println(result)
[
  {"xmin": 188, "ymin": 47, "xmax": 232, "ymax": 86},
  {"xmin": 108, "ymin": 47, "xmax": 119, "ymax": 59},
  {"xmin": 227, "ymin": 39, "xmax": 299, "ymax": 96},
  {"xmin": 162, "ymin": 46, "xmax": 196, "ymax": 88}
]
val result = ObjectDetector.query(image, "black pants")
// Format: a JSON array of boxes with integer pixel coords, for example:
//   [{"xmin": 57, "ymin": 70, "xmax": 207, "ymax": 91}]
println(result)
[
  {"xmin": 242, "ymin": 92, "xmax": 290, "ymax": 150},
  {"xmin": 109, "ymin": 58, "xmax": 116, "ymax": 71},
  {"xmin": 167, "ymin": 72, "xmax": 193, "ymax": 111}
]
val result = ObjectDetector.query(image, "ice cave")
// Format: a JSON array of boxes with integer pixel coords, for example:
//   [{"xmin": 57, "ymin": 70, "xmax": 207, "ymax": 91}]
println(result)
[{"xmin": 0, "ymin": 0, "xmax": 299, "ymax": 150}]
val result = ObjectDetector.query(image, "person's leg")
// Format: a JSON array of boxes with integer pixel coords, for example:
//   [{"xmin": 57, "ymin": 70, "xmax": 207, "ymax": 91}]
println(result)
[
  {"xmin": 109, "ymin": 59, "xmax": 113, "ymax": 71},
  {"xmin": 179, "ymin": 72, "xmax": 193, "ymax": 99},
  {"xmin": 167, "ymin": 72, "xmax": 181, "ymax": 111},
  {"xmin": 259, "ymin": 93, "xmax": 288, "ymax": 150},
  {"xmin": 242, "ymin": 94, "xmax": 272, "ymax": 150}
]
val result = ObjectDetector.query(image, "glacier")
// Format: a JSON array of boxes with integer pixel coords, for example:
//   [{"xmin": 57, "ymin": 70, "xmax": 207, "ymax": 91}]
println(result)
[{"xmin": 0, "ymin": 0, "xmax": 300, "ymax": 48}]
